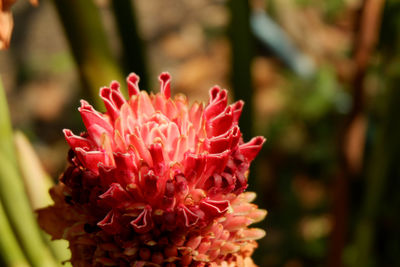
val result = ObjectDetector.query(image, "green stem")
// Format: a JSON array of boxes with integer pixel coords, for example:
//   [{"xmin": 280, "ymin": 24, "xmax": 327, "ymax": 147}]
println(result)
[
  {"xmin": 14, "ymin": 131, "xmax": 53, "ymax": 210},
  {"xmin": 14, "ymin": 131, "xmax": 71, "ymax": 264},
  {"xmin": 227, "ymin": 0, "xmax": 254, "ymax": 140},
  {"xmin": 0, "ymin": 153, "xmax": 58, "ymax": 267},
  {"xmin": 111, "ymin": 0, "xmax": 150, "ymax": 91},
  {"xmin": 0, "ymin": 79, "xmax": 17, "ymax": 167},
  {"xmin": 0, "ymin": 79, "xmax": 58, "ymax": 267},
  {"xmin": 0, "ymin": 200, "xmax": 30, "ymax": 267},
  {"xmin": 51, "ymin": 0, "xmax": 125, "ymax": 109}
]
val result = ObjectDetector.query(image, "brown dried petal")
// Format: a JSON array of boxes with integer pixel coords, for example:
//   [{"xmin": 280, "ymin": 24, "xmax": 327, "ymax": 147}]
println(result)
[{"xmin": 0, "ymin": 9, "xmax": 12, "ymax": 49}]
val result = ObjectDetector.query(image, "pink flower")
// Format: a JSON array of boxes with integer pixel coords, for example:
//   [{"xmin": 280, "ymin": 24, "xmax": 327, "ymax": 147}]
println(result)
[{"xmin": 38, "ymin": 73, "xmax": 266, "ymax": 266}]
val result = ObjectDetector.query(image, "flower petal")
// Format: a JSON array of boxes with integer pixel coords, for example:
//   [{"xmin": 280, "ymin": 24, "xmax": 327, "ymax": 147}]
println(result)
[
  {"xmin": 130, "ymin": 206, "xmax": 153, "ymax": 233},
  {"xmin": 159, "ymin": 72, "xmax": 171, "ymax": 99}
]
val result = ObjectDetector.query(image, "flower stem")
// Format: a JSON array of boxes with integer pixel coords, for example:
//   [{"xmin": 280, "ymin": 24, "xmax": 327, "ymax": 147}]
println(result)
[
  {"xmin": 14, "ymin": 131, "xmax": 54, "ymax": 210},
  {"xmin": 14, "ymin": 131, "xmax": 71, "ymax": 264},
  {"xmin": 0, "ymin": 79, "xmax": 17, "ymax": 168},
  {"xmin": 51, "ymin": 0, "xmax": 125, "ymax": 109},
  {"xmin": 0, "ymin": 200, "xmax": 30, "ymax": 267},
  {"xmin": 227, "ymin": 0, "xmax": 254, "ymax": 140},
  {"xmin": 110, "ymin": 0, "xmax": 150, "ymax": 91},
  {"xmin": 0, "ymin": 78, "xmax": 58, "ymax": 267}
]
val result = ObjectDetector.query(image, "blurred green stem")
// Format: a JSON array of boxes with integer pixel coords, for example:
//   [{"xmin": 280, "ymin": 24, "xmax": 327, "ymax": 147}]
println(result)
[
  {"xmin": 111, "ymin": 0, "xmax": 150, "ymax": 91},
  {"xmin": 0, "ymin": 153, "xmax": 57, "ymax": 267},
  {"xmin": 0, "ymin": 200, "xmax": 30, "ymax": 267},
  {"xmin": 227, "ymin": 0, "xmax": 254, "ymax": 140},
  {"xmin": 0, "ymin": 79, "xmax": 58, "ymax": 266},
  {"xmin": 14, "ymin": 131, "xmax": 53, "ymax": 210},
  {"xmin": 14, "ymin": 131, "xmax": 71, "ymax": 264},
  {"xmin": 0, "ymin": 79, "xmax": 17, "ymax": 167},
  {"xmin": 52, "ymin": 0, "xmax": 125, "ymax": 109}
]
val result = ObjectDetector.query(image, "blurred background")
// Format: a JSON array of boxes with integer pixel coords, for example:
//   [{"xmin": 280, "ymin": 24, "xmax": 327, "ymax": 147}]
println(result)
[{"xmin": 0, "ymin": 0, "xmax": 399, "ymax": 266}]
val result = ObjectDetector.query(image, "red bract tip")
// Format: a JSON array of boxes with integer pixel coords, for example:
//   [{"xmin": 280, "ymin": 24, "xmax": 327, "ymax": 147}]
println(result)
[
  {"xmin": 127, "ymin": 73, "xmax": 140, "ymax": 96},
  {"xmin": 159, "ymin": 72, "xmax": 171, "ymax": 99}
]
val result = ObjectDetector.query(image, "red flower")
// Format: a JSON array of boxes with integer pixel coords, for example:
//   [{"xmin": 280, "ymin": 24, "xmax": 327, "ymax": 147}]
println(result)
[{"xmin": 38, "ymin": 73, "xmax": 266, "ymax": 266}]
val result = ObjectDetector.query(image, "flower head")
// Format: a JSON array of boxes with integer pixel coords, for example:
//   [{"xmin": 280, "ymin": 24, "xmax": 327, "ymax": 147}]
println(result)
[{"xmin": 38, "ymin": 73, "xmax": 266, "ymax": 266}]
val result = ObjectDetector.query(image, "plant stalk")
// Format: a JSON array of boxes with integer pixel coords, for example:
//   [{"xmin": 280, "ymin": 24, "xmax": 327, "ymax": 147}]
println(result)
[
  {"xmin": 111, "ymin": 0, "xmax": 150, "ymax": 91},
  {"xmin": 52, "ymin": 0, "xmax": 125, "ymax": 109},
  {"xmin": 0, "ymin": 200, "xmax": 30, "ymax": 267},
  {"xmin": 0, "ymin": 78, "xmax": 58, "ymax": 267}
]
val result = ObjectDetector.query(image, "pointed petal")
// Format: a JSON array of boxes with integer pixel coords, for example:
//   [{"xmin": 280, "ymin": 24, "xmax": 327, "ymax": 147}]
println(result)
[
  {"xmin": 137, "ymin": 91, "xmax": 155, "ymax": 118},
  {"xmin": 223, "ymin": 216, "xmax": 253, "ymax": 231},
  {"xmin": 127, "ymin": 73, "xmax": 140, "ymax": 96},
  {"xmin": 75, "ymin": 148, "xmax": 108, "ymax": 175},
  {"xmin": 130, "ymin": 206, "xmax": 152, "ymax": 233},
  {"xmin": 239, "ymin": 136, "xmax": 266, "ymax": 162},
  {"xmin": 206, "ymin": 106, "xmax": 233, "ymax": 137},
  {"xmin": 186, "ymin": 236, "xmax": 202, "ymax": 250},
  {"xmin": 230, "ymin": 100, "xmax": 244, "ymax": 124},
  {"xmin": 99, "ymin": 183, "xmax": 132, "ymax": 207},
  {"xmin": 183, "ymin": 153, "xmax": 205, "ymax": 183},
  {"xmin": 204, "ymin": 86, "xmax": 228, "ymax": 120},
  {"xmin": 200, "ymin": 199, "xmax": 230, "ymax": 216},
  {"xmin": 78, "ymin": 100, "xmax": 113, "ymax": 135},
  {"xmin": 63, "ymin": 129, "xmax": 93, "ymax": 150},
  {"xmin": 159, "ymin": 72, "xmax": 171, "ymax": 99},
  {"xmin": 179, "ymin": 205, "xmax": 199, "ymax": 227},
  {"xmin": 149, "ymin": 143, "xmax": 165, "ymax": 175},
  {"xmin": 236, "ymin": 228, "xmax": 266, "ymax": 241},
  {"xmin": 97, "ymin": 209, "xmax": 122, "ymax": 234},
  {"xmin": 128, "ymin": 132, "xmax": 153, "ymax": 166}
]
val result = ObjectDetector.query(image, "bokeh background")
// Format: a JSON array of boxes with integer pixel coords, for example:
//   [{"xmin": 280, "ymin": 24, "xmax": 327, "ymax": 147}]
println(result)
[{"xmin": 1, "ymin": 0, "xmax": 399, "ymax": 266}]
